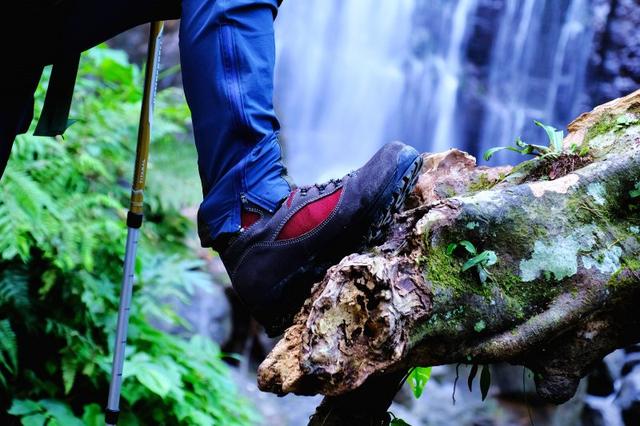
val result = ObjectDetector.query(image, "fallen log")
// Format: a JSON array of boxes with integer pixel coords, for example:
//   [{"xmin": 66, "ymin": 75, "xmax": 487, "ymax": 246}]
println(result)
[{"xmin": 258, "ymin": 90, "xmax": 640, "ymax": 424}]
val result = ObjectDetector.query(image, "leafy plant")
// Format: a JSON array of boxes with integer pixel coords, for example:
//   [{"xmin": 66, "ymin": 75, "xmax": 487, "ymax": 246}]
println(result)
[
  {"xmin": 447, "ymin": 241, "xmax": 497, "ymax": 283},
  {"xmin": 484, "ymin": 120, "xmax": 565, "ymax": 161},
  {"xmin": 1, "ymin": 46, "xmax": 256, "ymax": 425},
  {"xmin": 480, "ymin": 365, "xmax": 492, "ymax": 401},
  {"xmin": 389, "ymin": 413, "xmax": 413, "ymax": 426},
  {"xmin": 631, "ymin": 182, "xmax": 640, "ymax": 198},
  {"xmin": 466, "ymin": 364, "xmax": 492, "ymax": 401},
  {"xmin": 407, "ymin": 366, "xmax": 432, "ymax": 399}
]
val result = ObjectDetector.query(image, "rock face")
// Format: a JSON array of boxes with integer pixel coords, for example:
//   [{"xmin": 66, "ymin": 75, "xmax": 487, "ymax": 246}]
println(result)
[{"xmin": 589, "ymin": 0, "xmax": 640, "ymax": 105}]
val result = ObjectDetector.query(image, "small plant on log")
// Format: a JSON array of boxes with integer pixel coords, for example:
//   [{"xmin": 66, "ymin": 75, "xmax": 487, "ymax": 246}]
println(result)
[
  {"xmin": 447, "ymin": 241, "xmax": 497, "ymax": 284},
  {"xmin": 484, "ymin": 120, "xmax": 565, "ymax": 161}
]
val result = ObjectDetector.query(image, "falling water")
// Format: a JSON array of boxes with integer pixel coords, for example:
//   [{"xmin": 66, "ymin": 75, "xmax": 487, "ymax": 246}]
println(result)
[
  {"xmin": 274, "ymin": 0, "xmax": 599, "ymax": 182},
  {"xmin": 478, "ymin": 0, "xmax": 595, "ymax": 164},
  {"xmin": 274, "ymin": 0, "xmax": 416, "ymax": 183}
]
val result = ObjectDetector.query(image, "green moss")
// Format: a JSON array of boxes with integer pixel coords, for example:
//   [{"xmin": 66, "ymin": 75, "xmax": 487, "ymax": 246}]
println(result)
[
  {"xmin": 474, "ymin": 320, "xmax": 486, "ymax": 332},
  {"xmin": 411, "ymin": 305, "xmax": 468, "ymax": 342},
  {"xmin": 585, "ymin": 115, "xmax": 618, "ymax": 143},
  {"xmin": 585, "ymin": 114, "xmax": 640, "ymax": 144},
  {"xmin": 420, "ymin": 247, "xmax": 490, "ymax": 298},
  {"xmin": 609, "ymin": 256, "xmax": 640, "ymax": 288},
  {"xmin": 492, "ymin": 267, "xmax": 562, "ymax": 319},
  {"xmin": 469, "ymin": 173, "xmax": 497, "ymax": 192}
]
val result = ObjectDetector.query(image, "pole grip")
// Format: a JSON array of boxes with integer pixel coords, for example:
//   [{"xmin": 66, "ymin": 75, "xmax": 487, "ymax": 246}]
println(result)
[{"xmin": 129, "ymin": 21, "xmax": 164, "ymax": 215}]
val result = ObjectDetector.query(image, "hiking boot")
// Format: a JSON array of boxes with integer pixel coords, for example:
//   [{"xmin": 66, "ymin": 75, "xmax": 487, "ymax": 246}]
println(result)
[{"xmin": 217, "ymin": 141, "xmax": 422, "ymax": 336}]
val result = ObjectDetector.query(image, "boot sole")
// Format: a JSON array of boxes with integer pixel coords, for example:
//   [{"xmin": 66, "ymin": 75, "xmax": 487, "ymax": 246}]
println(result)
[
  {"xmin": 363, "ymin": 153, "xmax": 423, "ymax": 246},
  {"xmin": 262, "ymin": 154, "xmax": 423, "ymax": 337}
]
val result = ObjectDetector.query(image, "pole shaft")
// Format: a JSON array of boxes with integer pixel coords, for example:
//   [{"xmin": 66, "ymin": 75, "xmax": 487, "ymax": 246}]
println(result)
[
  {"xmin": 106, "ymin": 228, "xmax": 139, "ymax": 425},
  {"xmin": 105, "ymin": 21, "xmax": 164, "ymax": 426}
]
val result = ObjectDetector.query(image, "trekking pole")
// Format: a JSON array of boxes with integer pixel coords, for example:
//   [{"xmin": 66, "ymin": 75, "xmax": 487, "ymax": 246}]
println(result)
[{"xmin": 105, "ymin": 21, "xmax": 164, "ymax": 426}]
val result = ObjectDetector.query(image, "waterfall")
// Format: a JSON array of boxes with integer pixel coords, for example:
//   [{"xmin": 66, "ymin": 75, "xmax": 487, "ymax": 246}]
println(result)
[
  {"xmin": 274, "ymin": 0, "xmax": 599, "ymax": 182},
  {"xmin": 478, "ymin": 0, "xmax": 595, "ymax": 164},
  {"xmin": 274, "ymin": 0, "xmax": 416, "ymax": 183}
]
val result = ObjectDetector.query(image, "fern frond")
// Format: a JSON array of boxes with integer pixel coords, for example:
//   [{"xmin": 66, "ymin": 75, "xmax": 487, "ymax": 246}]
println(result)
[{"xmin": 0, "ymin": 319, "xmax": 18, "ymax": 386}]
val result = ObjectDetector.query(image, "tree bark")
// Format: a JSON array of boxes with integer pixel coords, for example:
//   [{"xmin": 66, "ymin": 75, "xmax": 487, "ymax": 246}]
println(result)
[{"xmin": 258, "ymin": 90, "xmax": 640, "ymax": 424}]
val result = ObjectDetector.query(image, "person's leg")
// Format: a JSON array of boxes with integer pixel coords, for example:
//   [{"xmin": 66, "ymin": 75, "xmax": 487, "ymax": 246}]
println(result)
[
  {"xmin": 179, "ymin": 0, "xmax": 291, "ymax": 244},
  {"xmin": 179, "ymin": 0, "xmax": 423, "ymax": 336}
]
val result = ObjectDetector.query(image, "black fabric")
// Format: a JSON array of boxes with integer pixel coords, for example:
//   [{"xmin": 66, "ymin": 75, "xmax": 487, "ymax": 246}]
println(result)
[
  {"xmin": 0, "ymin": 66, "xmax": 45, "ymax": 179},
  {"xmin": 34, "ymin": 53, "xmax": 81, "ymax": 137},
  {"xmin": 0, "ymin": 0, "xmax": 181, "ymax": 180}
]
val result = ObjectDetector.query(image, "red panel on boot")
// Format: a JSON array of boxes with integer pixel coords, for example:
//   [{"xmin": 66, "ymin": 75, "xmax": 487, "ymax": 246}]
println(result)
[
  {"xmin": 277, "ymin": 188, "xmax": 343, "ymax": 240},
  {"xmin": 241, "ymin": 211, "xmax": 261, "ymax": 229}
]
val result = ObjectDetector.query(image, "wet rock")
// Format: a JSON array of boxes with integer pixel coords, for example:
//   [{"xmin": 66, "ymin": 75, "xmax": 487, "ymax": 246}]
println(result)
[
  {"xmin": 587, "ymin": 360, "xmax": 615, "ymax": 397},
  {"xmin": 621, "ymin": 352, "xmax": 640, "ymax": 377},
  {"xmin": 603, "ymin": 349, "xmax": 626, "ymax": 383},
  {"xmin": 616, "ymin": 365, "xmax": 640, "ymax": 426},
  {"xmin": 158, "ymin": 277, "xmax": 233, "ymax": 346},
  {"xmin": 582, "ymin": 399, "xmax": 608, "ymax": 426},
  {"xmin": 589, "ymin": 0, "xmax": 640, "ymax": 105}
]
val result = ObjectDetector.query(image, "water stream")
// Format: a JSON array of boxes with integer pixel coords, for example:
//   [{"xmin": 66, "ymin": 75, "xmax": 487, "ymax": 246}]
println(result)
[{"xmin": 274, "ymin": 0, "xmax": 599, "ymax": 183}]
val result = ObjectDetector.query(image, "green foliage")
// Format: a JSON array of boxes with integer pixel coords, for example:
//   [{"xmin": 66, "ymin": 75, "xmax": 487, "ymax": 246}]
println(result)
[
  {"xmin": 1, "ymin": 46, "xmax": 256, "ymax": 425},
  {"xmin": 9, "ymin": 399, "xmax": 84, "ymax": 425},
  {"xmin": 389, "ymin": 416, "xmax": 412, "ymax": 426},
  {"xmin": 407, "ymin": 366, "xmax": 432, "ymax": 399},
  {"xmin": 446, "ymin": 241, "xmax": 497, "ymax": 284},
  {"xmin": 631, "ymin": 182, "xmax": 640, "ymax": 199},
  {"xmin": 480, "ymin": 365, "xmax": 491, "ymax": 401},
  {"xmin": 467, "ymin": 364, "xmax": 478, "ymax": 392},
  {"xmin": 466, "ymin": 364, "xmax": 491, "ymax": 401},
  {"xmin": 483, "ymin": 120, "xmax": 565, "ymax": 161}
]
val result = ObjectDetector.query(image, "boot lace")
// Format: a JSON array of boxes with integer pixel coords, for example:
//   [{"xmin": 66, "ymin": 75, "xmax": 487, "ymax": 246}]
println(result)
[{"xmin": 298, "ymin": 172, "xmax": 354, "ymax": 196}]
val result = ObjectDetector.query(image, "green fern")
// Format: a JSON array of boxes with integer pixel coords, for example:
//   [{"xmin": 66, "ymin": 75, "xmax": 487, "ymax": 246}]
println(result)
[
  {"xmin": 0, "ymin": 319, "xmax": 18, "ymax": 387},
  {"xmin": 3, "ymin": 45, "xmax": 254, "ymax": 425}
]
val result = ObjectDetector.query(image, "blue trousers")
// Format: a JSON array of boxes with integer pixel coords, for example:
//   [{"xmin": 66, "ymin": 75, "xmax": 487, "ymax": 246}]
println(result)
[{"xmin": 4, "ymin": 0, "xmax": 291, "ymax": 244}]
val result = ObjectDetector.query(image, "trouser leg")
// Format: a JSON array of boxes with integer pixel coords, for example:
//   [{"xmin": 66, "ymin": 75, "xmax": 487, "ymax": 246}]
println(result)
[{"xmin": 180, "ymin": 0, "xmax": 292, "ymax": 244}]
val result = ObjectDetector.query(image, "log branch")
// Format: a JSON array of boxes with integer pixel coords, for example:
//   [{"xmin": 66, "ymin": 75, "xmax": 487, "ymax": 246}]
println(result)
[{"xmin": 258, "ymin": 90, "xmax": 640, "ymax": 423}]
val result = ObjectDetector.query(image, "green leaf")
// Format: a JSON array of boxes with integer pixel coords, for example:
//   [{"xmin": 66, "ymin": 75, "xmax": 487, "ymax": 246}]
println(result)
[
  {"xmin": 462, "ymin": 250, "xmax": 497, "ymax": 272},
  {"xmin": 478, "ymin": 267, "xmax": 490, "ymax": 284},
  {"xmin": 134, "ymin": 363, "xmax": 172, "ymax": 398},
  {"xmin": 8, "ymin": 399, "xmax": 42, "ymax": 416},
  {"xmin": 534, "ymin": 120, "xmax": 564, "ymax": 152},
  {"xmin": 631, "ymin": 182, "xmax": 640, "ymax": 198},
  {"xmin": 467, "ymin": 364, "xmax": 479, "ymax": 392},
  {"xmin": 480, "ymin": 365, "xmax": 491, "ymax": 401},
  {"xmin": 483, "ymin": 144, "xmax": 533, "ymax": 161},
  {"xmin": 483, "ymin": 147, "xmax": 506, "ymax": 161},
  {"xmin": 408, "ymin": 369, "xmax": 430, "ymax": 399},
  {"xmin": 0, "ymin": 319, "xmax": 18, "ymax": 377},
  {"xmin": 61, "ymin": 357, "xmax": 76, "ymax": 394},
  {"xmin": 390, "ymin": 419, "xmax": 412, "ymax": 426},
  {"xmin": 81, "ymin": 404, "xmax": 103, "ymax": 426},
  {"xmin": 459, "ymin": 240, "xmax": 477, "ymax": 255},
  {"xmin": 20, "ymin": 413, "xmax": 48, "ymax": 426},
  {"xmin": 407, "ymin": 366, "xmax": 432, "ymax": 399},
  {"xmin": 446, "ymin": 243, "xmax": 458, "ymax": 256},
  {"xmin": 39, "ymin": 399, "xmax": 84, "ymax": 426}
]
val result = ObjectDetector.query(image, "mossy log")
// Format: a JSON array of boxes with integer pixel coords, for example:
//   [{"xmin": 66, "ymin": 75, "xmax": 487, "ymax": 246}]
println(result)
[{"xmin": 258, "ymin": 90, "xmax": 640, "ymax": 425}]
